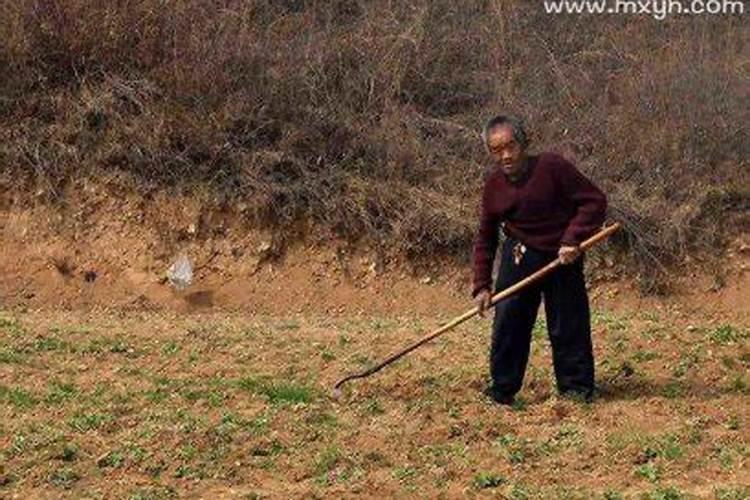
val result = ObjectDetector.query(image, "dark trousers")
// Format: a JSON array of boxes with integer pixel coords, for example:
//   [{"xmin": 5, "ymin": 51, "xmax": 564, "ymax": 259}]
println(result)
[{"xmin": 490, "ymin": 237, "xmax": 594, "ymax": 398}]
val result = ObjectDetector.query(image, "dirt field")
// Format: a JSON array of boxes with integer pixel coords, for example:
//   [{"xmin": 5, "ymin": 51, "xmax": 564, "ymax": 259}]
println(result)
[
  {"xmin": 0, "ymin": 202, "xmax": 748, "ymax": 498},
  {"xmin": 0, "ymin": 296, "xmax": 747, "ymax": 498}
]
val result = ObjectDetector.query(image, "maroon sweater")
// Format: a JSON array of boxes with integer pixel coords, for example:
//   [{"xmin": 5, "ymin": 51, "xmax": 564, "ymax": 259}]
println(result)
[{"xmin": 472, "ymin": 152, "xmax": 607, "ymax": 296}]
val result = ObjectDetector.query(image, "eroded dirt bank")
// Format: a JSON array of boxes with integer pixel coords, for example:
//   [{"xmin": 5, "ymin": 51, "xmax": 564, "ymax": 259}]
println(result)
[{"xmin": 0, "ymin": 179, "xmax": 748, "ymax": 322}]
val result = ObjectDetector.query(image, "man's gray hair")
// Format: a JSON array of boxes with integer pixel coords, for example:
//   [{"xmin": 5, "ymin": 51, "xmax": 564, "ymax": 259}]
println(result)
[{"xmin": 481, "ymin": 115, "xmax": 529, "ymax": 150}]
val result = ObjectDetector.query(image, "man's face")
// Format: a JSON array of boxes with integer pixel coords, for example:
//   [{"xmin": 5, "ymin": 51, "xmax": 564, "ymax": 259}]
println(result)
[{"xmin": 487, "ymin": 125, "xmax": 526, "ymax": 178}]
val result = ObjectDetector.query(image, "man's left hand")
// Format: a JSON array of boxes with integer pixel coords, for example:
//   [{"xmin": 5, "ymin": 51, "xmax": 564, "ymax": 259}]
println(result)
[{"xmin": 558, "ymin": 245, "xmax": 580, "ymax": 264}]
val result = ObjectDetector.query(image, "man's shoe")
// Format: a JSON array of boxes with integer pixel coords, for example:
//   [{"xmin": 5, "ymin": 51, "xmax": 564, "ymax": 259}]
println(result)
[
  {"xmin": 559, "ymin": 389, "xmax": 594, "ymax": 404},
  {"xmin": 483, "ymin": 386, "xmax": 515, "ymax": 406}
]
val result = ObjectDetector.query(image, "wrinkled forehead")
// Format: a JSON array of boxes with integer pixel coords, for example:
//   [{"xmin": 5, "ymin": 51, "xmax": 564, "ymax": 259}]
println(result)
[{"xmin": 486, "ymin": 125, "xmax": 515, "ymax": 147}]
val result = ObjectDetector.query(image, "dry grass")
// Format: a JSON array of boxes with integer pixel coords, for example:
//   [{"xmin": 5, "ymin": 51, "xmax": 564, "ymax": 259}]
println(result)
[{"xmin": 1, "ymin": 1, "xmax": 748, "ymax": 286}]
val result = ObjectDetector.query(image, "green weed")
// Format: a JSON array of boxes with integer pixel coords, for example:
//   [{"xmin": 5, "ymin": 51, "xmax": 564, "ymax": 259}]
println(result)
[
  {"xmin": 726, "ymin": 415, "xmax": 740, "ymax": 431},
  {"xmin": 661, "ymin": 380, "xmax": 685, "ymax": 399},
  {"xmin": 540, "ymin": 424, "xmax": 583, "ymax": 453},
  {"xmin": 635, "ymin": 463, "xmax": 661, "ymax": 482},
  {"xmin": 659, "ymin": 435, "xmax": 683, "ymax": 460},
  {"xmin": 0, "ymin": 315, "xmax": 26, "ymax": 336},
  {"xmin": 603, "ymin": 490, "xmax": 624, "ymax": 500},
  {"xmin": 641, "ymin": 434, "xmax": 684, "ymax": 461},
  {"xmin": 511, "ymin": 397, "xmax": 527, "ymax": 411},
  {"xmin": 262, "ymin": 382, "xmax": 311, "ymax": 404},
  {"xmin": 247, "ymin": 415, "xmax": 270, "ymax": 435},
  {"xmin": 161, "ymin": 341, "xmax": 181, "ymax": 355},
  {"xmin": 532, "ymin": 318, "xmax": 547, "ymax": 340},
  {"xmin": 45, "ymin": 381, "xmax": 79, "ymax": 405},
  {"xmin": 177, "ymin": 444, "xmax": 197, "ymax": 461},
  {"xmin": 315, "ymin": 446, "xmax": 341, "ymax": 475},
  {"xmin": 642, "ymin": 325, "xmax": 667, "ymax": 341},
  {"xmin": 717, "ymin": 447, "xmax": 738, "ymax": 470},
  {"xmin": 633, "ymin": 350, "xmax": 660, "ymax": 363},
  {"xmin": 363, "ymin": 398, "xmax": 385, "ymax": 415},
  {"xmin": 0, "ymin": 346, "xmax": 25, "ymax": 364},
  {"xmin": 393, "ymin": 466, "xmax": 417, "ymax": 482},
  {"xmin": 672, "ymin": 351, "xmax": 700, "ymax": 377},
  {"xmin": 68, "ymin": 412, "xmax": 113, "ymax": 432},
  {"xmin": 34, "ymin": 335, "xmax": 69, "ymax": 352},
  {"xmin": 0, "ymin": 385, "xmax": 37, "ymax": 409},
  {"xmin": 495, "ymin": 433, "xmax": 534, "ymax": 465},
  {"xmin": 98, "ymin": 450, "xmax": 126, "ymax": 468},
  {"xmin": 473, "ymin": 472, "xmax": 506, "ymax": 489},
  {"xmin": 709, "ymin": 325, "xmax": 747, "ymax": 345},
  {"xmin": 144, "ymin": 387, "xmax": 170, "ymax": 403},
  {"xmin": 643, "ymin": 485, "xmax": 684, "ymax": 500},
  {"xmin": 592, "ymin": 311, "xmax": 629, "ymax": 332},
  {"xmin": 509, "ymin": 483, "xmax": 532, "ymax": 500},
  {"xmin": 174, "ymin": 464, "xmax": 201, "ymax": 479},
  {"xmin": 128, "ymin": 445, "xmax": 148, "ymax": 464},
  {"xmin": 237, "ymin": 377, "xmax": 312, "ymax": 404},
  {"xmin": 727, "ymin": 376, "xmax": 747, "ymax": 394}
]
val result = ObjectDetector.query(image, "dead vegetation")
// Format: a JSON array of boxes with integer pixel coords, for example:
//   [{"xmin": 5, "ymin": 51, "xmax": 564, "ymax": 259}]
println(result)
[{"xmin": 0, "ymin": 0, "xmax": 747, "ymax": 289}]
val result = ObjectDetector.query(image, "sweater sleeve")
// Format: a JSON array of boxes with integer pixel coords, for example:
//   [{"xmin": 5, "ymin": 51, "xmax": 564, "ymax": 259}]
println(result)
[
  {"xmin": 472, "ymin": 177, "xmax": 500, "ymax": 297},
  {"xmin": 554, "ymin": 157, "xmax": 607, "ymax": 246}
]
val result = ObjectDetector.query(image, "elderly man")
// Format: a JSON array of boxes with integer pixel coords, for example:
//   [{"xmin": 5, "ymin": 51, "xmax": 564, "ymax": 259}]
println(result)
[{"xmin": 473, "ymin": 115, "xmax": 607, "ymax": 405}]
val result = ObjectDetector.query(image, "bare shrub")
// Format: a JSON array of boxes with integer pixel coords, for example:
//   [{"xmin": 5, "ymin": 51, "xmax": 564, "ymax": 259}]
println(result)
[{"xmin": 0, "ymin": 0, "xmax": 746, "ymax": 287}]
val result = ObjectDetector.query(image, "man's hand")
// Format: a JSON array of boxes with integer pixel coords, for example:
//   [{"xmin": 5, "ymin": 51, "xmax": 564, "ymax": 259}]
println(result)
[
  {"xmin": 558, "ymin": 245, "xmax": 580, "ymax": 264},
  {"xmin": 475, "ymin": 289, "xmax": 492, "ymax": 317}
]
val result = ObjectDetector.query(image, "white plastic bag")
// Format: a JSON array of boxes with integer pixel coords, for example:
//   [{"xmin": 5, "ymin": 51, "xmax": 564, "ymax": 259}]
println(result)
[{"xmin": 167, "ymin": 253, "xmax": 193, "ymax": 290}]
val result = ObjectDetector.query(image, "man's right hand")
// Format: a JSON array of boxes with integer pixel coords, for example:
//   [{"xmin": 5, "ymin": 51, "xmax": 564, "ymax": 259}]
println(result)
[{"xmin": 475, "ymin": 289, "xmax": 492, "ymax": 318}]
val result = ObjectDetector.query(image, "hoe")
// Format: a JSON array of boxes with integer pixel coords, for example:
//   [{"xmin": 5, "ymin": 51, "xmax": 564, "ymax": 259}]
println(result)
[{"xmin": 333, "ymin": 223, "xmax": 620, "ymax": 398}]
